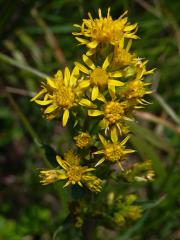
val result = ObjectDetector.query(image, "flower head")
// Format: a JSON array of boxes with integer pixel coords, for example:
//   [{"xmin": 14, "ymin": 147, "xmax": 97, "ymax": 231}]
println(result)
[
  {"xmin": 120, "ymin": 59, "xmax": 155, "ymax": 107},
  {"xmin": 55, "ymin": 153, "xmax": 96, "ymax": 187},
  {"xmin": 94, "ymin": 134, "xmax": 135, "ymax": 167},
  {"xmin": 86, "ymin": 96, "xmax": 131, "ymax": 139},
  {"xmin": 31, "ymin": 66, "xmax": 81, "ymax": 126},
  {"xmin": 40, "ymin": 151, "xmax": 102, "ymax": 192},
  {"xmin": 74, "ymin": 132, "xmax": 91, "ymax": 148},
  {"xmin": 112, "ymin": 38, "xmax": 135, "ymax": 66},
  {"xmin": 73, "ymin": 9, "xmax": 138, "ymax": 55},
  {"xmin": 76, "ymin": 54, "xmax": 124, "ymax": 100}
]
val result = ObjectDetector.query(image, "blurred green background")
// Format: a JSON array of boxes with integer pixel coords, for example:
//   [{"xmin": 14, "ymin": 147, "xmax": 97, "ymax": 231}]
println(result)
[{"xmin": 0, "ymin": 0, "xmax": 180, "ymax": 239}]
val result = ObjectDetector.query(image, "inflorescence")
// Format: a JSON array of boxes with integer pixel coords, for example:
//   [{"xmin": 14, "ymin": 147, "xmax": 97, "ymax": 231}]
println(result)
[{"xmin": 32, "ymin": 9, "xmax": 155, "ymax": 197}]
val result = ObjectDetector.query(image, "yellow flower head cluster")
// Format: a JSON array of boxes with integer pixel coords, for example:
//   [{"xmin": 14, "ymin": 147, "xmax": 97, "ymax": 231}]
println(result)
[{"xmin": 32, "ymin": 9, "xmax": 154, "ymax": 193}]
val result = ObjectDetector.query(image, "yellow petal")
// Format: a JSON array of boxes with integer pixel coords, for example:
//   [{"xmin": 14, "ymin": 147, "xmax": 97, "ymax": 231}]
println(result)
[
  {"xmin": 124, "ymin": 33, "xmax": 139, "ymax": 39},
  {"xmin": 98, "ymin": 8, "xmax": 102, "ymax": 18},
  {"xmin": 87, "ymin": 40, "xmax": 99, "ymax": 49},
  {"xmin": 120, "ymin": 135, "xmax": 130, "ymax": 146},
  {"xmin": 56, "ymin": 155, "xmax": 62, "ymax": 164},
  {"xmin": 63, "ymin": 181, "xmax": 71, "ymax": 188},
  {"xmin": 98, "ymin": 134, "xmax": 107, "ymax": 146},
  {"xmin": 110, "ymin": 126, "xmax": 118, "ymax": 143},
  {"xmin": 64, "ymin": 67, "xmax": 70, "ymax": 86},
  {"xmin": 58, "ymin": 160, "xmax": 69, "ymax": 170},
  {"xmin": 96, "ymin": 94, "xmax": 106, "ymax": 103},
  {"xmin": 108, "ymin": 80, "xmax": 124, "ymax": 86},
  {"xmin": 83, "ymin": 54, "xmax": 95, "ymax": 70},
  {"xmin": 75, "ymin": 37, "xmax": 89, "ymax": 44},
  {"xmin": 93, "ymin": 150, "xmax": 104, "ymax": 155},
  {"xmin": 95, "ymin": 158, "xmax": 105, "ymax": 167},
  {"xmin": 75, "ymin": 62, "xmax": 89, "ymax": 74},
  {"xmin": 102, "ymin": 55, "xmax": 110, "ymax": 70},
  {"xmin": 73, "ymin": 24, "xmax": 81, "ymax": 28},
  {"xmin": 119, "ymin": 38, "xmax": 124, "ymax": 48},
  {"xmin": 62, "ymin": 109, "xmax": 69, "ymax": 127},
  {"xmin": 107, "ymin": 7, "xmax": 111, "ymax": 17},
  {"xmin": 47, "ymin": 78, "xmax": 57, "ymax": 88},
  {"xmin": 119, "ymin": 11, "xmax": 128, "ymax": 19},
  {"xmin": 109, "ymin": 71, "xmax": 123, "ymax": 78},
  {"xmin": 86, "ymin": 49, "xmax": 96, "ymax": 56},
  {"xmin": 124, "ymin": 23, "xmax": 137, "ymax": 31},
  {"xmin": 108, "ymin": 85, "xmax": 115, "ymax": 99},
  {"xmin": 79, "ymin": 80, "xmax": 90, "ymax": 89},
  {"xmin": 124, "ymin": 149, "xmax": 136, "ymax": 154},
  {"xmin": 91, "ymin": 86, "xmax": 99, "ymax": 101},
  {"xmin": 84, "ymin": 167, "xmax": 95, "ymax": 172},
  {"xmin": 126, "ymin": 39, "xmax": 132, "ymax": 51},
  {"xmin": 31, "ymin": 88, "xmax": 47, "ymax": 101},
  {"xmin": 79, "ymin": 99, "xmax": 96, "ymax": 108},
  {"xmin": 78, "ymin": 181, "xmax": 83, "ymax": 187},
  {"xmin": 70, "ymin": 66, "xmax": 79, "ymax": 87},
  {"xmin": 55, "ymin": 70, "xmax": 63, "ymax": 80},
  {"xmin": 88, "ymin": 109, "xmax": 103, "ymax": 116},
  {"xmin": 44, "ymin": 104, "xmax": 58, "ymax": 114},
  {"xmin": 35, "ymin": 99, "xmax": 53, "ymax": 105}
]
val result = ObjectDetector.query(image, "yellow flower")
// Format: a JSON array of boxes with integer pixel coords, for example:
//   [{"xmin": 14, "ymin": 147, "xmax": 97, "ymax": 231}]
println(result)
[
  {"xmin": 56, "ymin": 153, "xmax": 96, "ymax": 187},
  {"xmin": 120, "ymin": 79, "xmax": 151, "ymax": 107},
  {"xmin": 120, "ymin": 59, "xmax": 155, "ymax": 107},
  {"xmin": 74, "ymin": 132, "xmax": 91, "ymax": 148},
  {"xmin": 76, "ymin": 54, "xmax": 124, "ymax": 100},
  {"xmin": 84, "ymin": 95, "xmax": 131, "ymax": 138},
  {"xmin": 134, "ymin": 58, "xmax": 155, "ymax": 78},
  {"xmin": 112, "ymin": 38, "xmax": 135, "ymax": 66},
  {"xmin": 31, "ymin": 66, "xmax": 81, "ymax": 127},
  {"xmin": 94, "ymin": 134, "xmax": 135, "ymax": 167},
  {"xmin": 40, "ymin": 151, "xmax": 99, "ymax": 191},
  {"xmin": 73, "ymin": 8, "xmax": 138, "ymax": 55}
]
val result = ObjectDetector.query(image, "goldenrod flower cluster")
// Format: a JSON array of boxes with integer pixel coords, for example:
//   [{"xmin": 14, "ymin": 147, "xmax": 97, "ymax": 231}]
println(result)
[{"xmin": 32, "ymin": 9, "xmax": 154, "ymax": 196}]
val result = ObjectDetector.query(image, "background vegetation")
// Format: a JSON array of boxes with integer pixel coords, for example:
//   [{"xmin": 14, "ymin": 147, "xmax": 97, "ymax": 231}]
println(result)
[{"xmin": 0, "ymin": 0, "xmax": 180, "ymax": 239}]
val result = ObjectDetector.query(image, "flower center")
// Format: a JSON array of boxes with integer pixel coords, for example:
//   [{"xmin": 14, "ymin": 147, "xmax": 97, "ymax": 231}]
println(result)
[
  {"xmin": 91, "ymin": 18, "xmax": 124, "ymax": 43},
  {"xmin": 55, "ymin": 85, "xmax": 75, "ymax": 108},
  {"xmin": 113, "ymin": 48, "xmax": 133, "ymax": 66},
  {"xmin": 67, "ymin": 166, "xmax": 82, "ymax": 184},
  {"xmin": 104, "ymin": 101, "xmax": 125, "ymax": 124},
  {"xmin": 67, "ymin": 166, "xmax": 84, "ymax": 184},
  {"xmin": 90, "ymin": 68, "xmax": 109, "ymax": 87},
  {"xmin": 104, "ymin": 143, "xmax": 123, "ymax": 162},
  {"xmin": 75, "ymin": 133, "xmax": 91, "ymax": 148}
]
